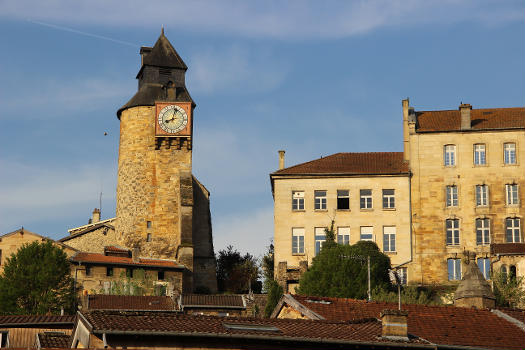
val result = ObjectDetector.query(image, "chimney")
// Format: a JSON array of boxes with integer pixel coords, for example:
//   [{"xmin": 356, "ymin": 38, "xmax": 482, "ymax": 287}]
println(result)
[
  {"xmin": 459, "ymin": 103, "xmax": 472, "ymax": 130},
  {"xmin": 132, "ymin": 247, "xmax": 140, "ymax": 263},
  {"xmin": 278, "ymin": 150, "xmax": 285, "ymax": 170},
  {"xmin": 92, "ymin": 208, "xmax": 101, "ymax": 223},
  {"xmin": 402, "ymin": 99, "xmax": 410, "ymax": 162},
  {"xmin": 380, "ymin": 309, "xmax": 409, "ymax": 341}
]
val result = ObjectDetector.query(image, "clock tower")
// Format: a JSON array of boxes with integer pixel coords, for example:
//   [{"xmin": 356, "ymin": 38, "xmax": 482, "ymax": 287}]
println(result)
[{"xmin": 115, "ymin": 30, "xmax": 217, "ymax": 293}]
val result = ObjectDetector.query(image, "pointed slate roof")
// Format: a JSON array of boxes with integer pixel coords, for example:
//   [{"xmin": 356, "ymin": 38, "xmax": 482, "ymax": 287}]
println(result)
[
  {"xmin": 454, "ymin": 260, "xmax": 495, "ymax": 302},
  {"xmin": 141, "ymin": 29, "xmax": 187, "ymax": 70}
]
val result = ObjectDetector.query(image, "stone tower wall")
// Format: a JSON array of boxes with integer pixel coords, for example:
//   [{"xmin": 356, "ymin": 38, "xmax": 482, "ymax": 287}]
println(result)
[{"xmin": 115, "ymin": 105, "xmax": 192, "ymax": 259}]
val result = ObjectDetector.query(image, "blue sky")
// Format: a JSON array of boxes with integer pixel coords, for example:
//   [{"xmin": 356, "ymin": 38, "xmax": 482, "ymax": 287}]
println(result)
[{"xmin": 0, "ymin": 1, "xmax": 524, "ymax": 258}]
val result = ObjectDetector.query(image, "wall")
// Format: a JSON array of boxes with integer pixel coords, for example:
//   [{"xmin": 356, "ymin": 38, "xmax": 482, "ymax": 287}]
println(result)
[
  {"xmin": 409, "ymin": 129, "xmax": 525, "ymax": 284},
  {"xmin": 273, "ymin": 175, "xmax": 411, "ymax": 288},
  {"xmin": 61, "ymin": 225, "xmax": 118, "ymax": 254},
  {"xmin": 115, "ymin": 105, "xmax": 192, "ymax": 259}
]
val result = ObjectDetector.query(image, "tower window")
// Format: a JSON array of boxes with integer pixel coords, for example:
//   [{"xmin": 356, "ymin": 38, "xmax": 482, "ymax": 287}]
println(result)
[
  {"xmin": 446, "ymin": 186, "xmax": 458, "ymax": 207},
  {"xmin": 158, "ymin": 270, "xmax": 165, "ymax": 280},
  {"xmin": 146, "ymin": 233, "xmax": 152, "ymax": 242},
  {"xmin": 147, "ymin": 221, "xmax": 152, "ymax": 229}
]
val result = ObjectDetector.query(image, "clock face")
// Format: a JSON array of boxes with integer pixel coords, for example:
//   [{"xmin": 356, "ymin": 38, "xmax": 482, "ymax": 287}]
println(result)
[{"xmin": 158, "ymin": 105, "xmax": 188, "ymax": 134}]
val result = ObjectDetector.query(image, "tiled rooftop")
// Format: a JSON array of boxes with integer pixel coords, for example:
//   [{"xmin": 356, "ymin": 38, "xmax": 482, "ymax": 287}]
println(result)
[
  {"xmin": 88, "ymin": 294, "xmax": 176, "ymax": 311},
  {"xmin": 80, "ymin": 310, "xmax": 427, "ymax": 346},
  {"xmin": 416, "ymin": 107, "xmax": 525, "ymax": 132},
  {"xmin": 70, "ymin": 252, "xmax": 184, "ymax": 269},
  {"xmin": 272, "ymin": 152, "xmax": 409, "ymax": 176},
  {"xmin": 181, "ymin": 294, "xmax": 245, "ymax": 308},
  {"xmin": 284, "ymin": 295, "xmax": 525, "ymax": 350},
  {"xmin": 491, "ymin": 243, "xmax": 525, "ymax": 255},
  {"xmin": 0, "ymin": 315, "xmax": 75, "ymax": 326},
  {"xmin": 37, "ymin": 332, "xmax": 71, "ymax": 348}
]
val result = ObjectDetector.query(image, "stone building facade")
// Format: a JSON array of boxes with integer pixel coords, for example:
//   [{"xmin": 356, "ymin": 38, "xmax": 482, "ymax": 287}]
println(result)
[
  {"xmin": 405, "ymin": 100, "xmax": 525, "ymax": 284},
  {"xmin": 271, "ymin": 152, "xmax": 412, "ymax": 292},
  {"xmin": 271, "ymin": 100, "xmax": 524, "ymax": 289},
  {"xmin": 112, "ymin": 31, "xmax": 217, "ymax": 293}
]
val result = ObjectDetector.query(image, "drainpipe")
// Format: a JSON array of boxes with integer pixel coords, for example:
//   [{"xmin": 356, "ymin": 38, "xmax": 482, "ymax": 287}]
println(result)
[{"xmin": 393, "ymin": 174, "xmax": 414, "ymax": 270}]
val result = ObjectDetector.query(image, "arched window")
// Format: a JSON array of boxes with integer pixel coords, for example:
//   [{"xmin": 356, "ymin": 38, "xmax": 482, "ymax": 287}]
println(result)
[
  {"xmin": 510, "ymin": 265, "xmax": 517, "ymax": 282},
  {"xmin": 501, "ymin": 265, "xmax": 508, "ymax": 283}
]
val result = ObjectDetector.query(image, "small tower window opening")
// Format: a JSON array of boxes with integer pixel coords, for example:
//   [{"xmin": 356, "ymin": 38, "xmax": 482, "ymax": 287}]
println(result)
[
  {"xmin": 146, "ymin": 233, "xmax": 152, "ymax": 242},
  {"xmin": 158, "ymin": 270, "xmax": 165, "ymax": 280},
  {"xmin": 147, "ymin": 221, "xmax": 152, "ymax": 229}
]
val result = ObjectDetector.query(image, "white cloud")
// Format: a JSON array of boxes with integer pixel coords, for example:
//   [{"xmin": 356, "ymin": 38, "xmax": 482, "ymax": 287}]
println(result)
[
  {"xmin": 0, "ymin": 160, "xmax": 116, "ymax": 232},
  {"xmin": 2, "ymin": 1, "xmax": 521, "ymax": 40},
  {"xmin": 0, "ymin": 78, "xmax": 132, "ymax": 119},
  {"xmin": 213, "ymin": 206, "xmax": 273, "ymax": 258},
  {"xmin": 188, "ymin": 45, "xmax": 288, "ymax": 94}
]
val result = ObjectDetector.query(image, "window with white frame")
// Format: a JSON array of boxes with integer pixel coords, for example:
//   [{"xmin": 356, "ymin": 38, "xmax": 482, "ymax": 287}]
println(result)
[
  {"xmin": 446, "ymin": 219, "xmax": 460, "ymax": 245},
  {"xmin": 444, "ymin": 145, "xmax": 456, "ymax": 166},
  {"xmin": 382, "ymin": 189, "xmax": 395, "ymax": 209},
  {"xmin": 292, "ymin": 228, "xmax": 305, "ymax": 254},
  {"xmin": 397, "ymin": 267, "xmax": 407, "ymax": 285},
  {"xmin": 448, "ymin": 258, "xmax": 461, "ymax": 281},
  {"xmin": 446, "ymin": 185, "xmax": 458, "ymax": 207},
  {"xmin": 474, "ymin": 144, "xmax": 486, "ymax": 165},
  {"xmin": 383, "ymin": 226, "xmax": 396, "ymax": 252},
  {"xmin": 337, "ymin": 190, "xmax": 350, "ymax": 210},
  {"xmin": 314, "ymin": 191, "xmax": 327, "ymax": 210},
  {"xmin": 477, "ymin": 258, "xmax": 491, "ymax": 280},
  {"xmin": 504, "ymin": 143, "xmax": 516, "ymax": 164},
  {"xmin": 292, "ymin": 191, "xmax": 305, "ymax": 210},
  {"xmin": 337, "ymin": 227, "xmax": 350, "ymax": 245},
  {"xmin": 314, "ymin": 227, "xmax": 326, "ymax": 255},
  {"xmin": 360, "ymin": 226, "xmax": 373, "ymax": 241},
  {"xmin": 475, "ymin": 185, "xmax": 488, "ymax": 206},
  {"xmin": 476, "ymin": 218, "xmax": 490, "ymax": 245},
  {"xmin": 360, "ymin": 189, "xmax": 372, "ymax": 209},
  {"xmin": 506, "ymin": 184, "xmax": 518, "ymax": 205},
  {"xmin": 506, "ymin": 218, "xmax": 521, "ymax": 243}
]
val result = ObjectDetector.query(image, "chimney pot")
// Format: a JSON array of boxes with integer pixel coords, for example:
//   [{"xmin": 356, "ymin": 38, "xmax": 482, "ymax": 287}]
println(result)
[
  {"xmin": 459, "ymin": 103, "xmax": 472, "ymax": 130},
  {"xmin": 380, "ymin": 309, "xmax": 409, "ymax": 340},
  {"xmin": 278, "ymin": 150, "xmax": 285, "ymax": 170},
  {"xmin": 132, "ymin": 247, "xmax": 140, "ymax": 263},
  {"xmin": 91, "ymin": 208, "xmax": 101, "ymax": 223}
]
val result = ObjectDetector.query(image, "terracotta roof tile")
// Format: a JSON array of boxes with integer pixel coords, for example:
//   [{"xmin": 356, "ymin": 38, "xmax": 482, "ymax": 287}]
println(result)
[
  {"xmin": 0, "ymin": 315, "xmax": 75, "ymax": 326},
  {"xmin": 491, "ymin": 243, "xmax": 525, "ymax": 255},
  {"xmin": 181, "ymin": 294, "xmax": 245, "ymax": 308},
  {"xmin": 416, "ymin": 107, "xmax": 525, "ymax": 133},
  {"xmin": 288, "ymin": 295, "xmax": 525, "ymax": 350},
  {"xmin": 272, "ymin": 152, "xmax": 409, "ymax": 176},
  {"xmin": 70, "ymin": 252, "xmax": 184, "ymax": 269},
  {"xmin": 80, "ymin": 310, "xmax": 427, "ymax": 346},
  {"xmin": 88, "ymin": 294, "xmax": 175, "ymax": 311},
  {"xmin": 37, "ymin": 332, "xmax": 71, "ymax": 348}
]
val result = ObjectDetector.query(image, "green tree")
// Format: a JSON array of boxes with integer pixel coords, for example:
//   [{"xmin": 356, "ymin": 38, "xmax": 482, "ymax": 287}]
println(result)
[
  {"xmin": 264, "ymin": 279, "xmax": 283, "ymax": 317},
  {"xmin": 0, "ymin": 241, "xmax": 75, "ymax": 315},
  {"xmin": 98, "ymin": 269, "xmax": 168, "ymax": 296},
  {"xmin": 261, "ymin": 241, "xmax": 274, "ymax": 293},
  {"xmin": 296, "ymin": 241, "xmax": 391, "ymax": 299},
  {"xmin": 216, "ymin": 246, "xmax": 261, "ymax": 293},
  {"xmin": 493, "ymin": 271, "xmax": 525, "ymax": 308}
]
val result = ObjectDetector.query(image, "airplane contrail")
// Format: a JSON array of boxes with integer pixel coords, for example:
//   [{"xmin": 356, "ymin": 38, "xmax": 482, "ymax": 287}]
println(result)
[{"xmin": 28, "ymin": 19, "xmax": 138, "ymax": 47}]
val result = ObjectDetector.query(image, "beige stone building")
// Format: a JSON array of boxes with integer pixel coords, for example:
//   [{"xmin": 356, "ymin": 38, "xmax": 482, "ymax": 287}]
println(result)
[
  {"xmin": 0, "ymin": 228, "xmax": 77, "ymax": 273},
  {"xmin": 270, "ymin": 152, "xmax": 412, "ymax": 292},
  {"xmin": 405, "ymin": 100, "xmax": 525, "ymax": 284},
  {"xmin": 271, "ymin": 99, "xmax": 525, "ymax": 289}
]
